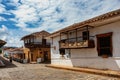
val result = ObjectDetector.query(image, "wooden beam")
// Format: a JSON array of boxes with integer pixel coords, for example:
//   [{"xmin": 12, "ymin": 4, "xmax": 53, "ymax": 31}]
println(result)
[
  {"xmin": 76, "ymin": 29, "xmax": 77, "ymax": 42},
  {"xmin": 60, "ymin": 33, "xmax": 61, "ymax": 41}
]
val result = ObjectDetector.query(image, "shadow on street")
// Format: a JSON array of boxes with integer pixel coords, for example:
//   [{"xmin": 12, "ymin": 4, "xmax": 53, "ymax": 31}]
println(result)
[{"xmin": 0, "ymin": 56, "xmax": 17, "ymax": 68}]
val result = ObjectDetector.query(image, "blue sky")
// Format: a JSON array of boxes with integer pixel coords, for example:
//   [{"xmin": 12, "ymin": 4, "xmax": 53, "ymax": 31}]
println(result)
[{"xmin": 0, "ymin": 0, "xmax": 120, "ymax": 47}]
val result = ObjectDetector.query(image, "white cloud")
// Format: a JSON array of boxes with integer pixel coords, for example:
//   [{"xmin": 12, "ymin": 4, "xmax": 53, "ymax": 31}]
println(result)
[
  {"xmin": 0, "ymin": 16, "xmax": 7, "ymax": 21},
  {"xmin": 0, "ymin": 4, "xmax": 6, "ymax": 13},
  {"xmin": 0, "ymin": 0, "xmax": 119, "ymax": 47},
  {"xmin": 0, "ymin": 25, "xmax": 8, "ymax": 41},
  {"xmin": 10, "ymin": 0, "xmax": 120, "ymax": 33},
  {"xmin": 0, "ymin": 25, "xmax": 26, "ymax": 47},
  {"xmin": 0, "ymin": 2, "xmax": 11, "ymax": 15},
  {"xmin": 5, "ymin": 0, "xmax": 20, "ymax": 7},
  {"xmin": 11, "ymin": 4, "xmax": 39, "ymax": 28},
  {"xmin": 5, "ymin": 36, "xmax": 23, "ymax": 47},
  {"xmin": 4, "ymin": 28, "xmax": 29, "ymax": 47},
  {"xmin": 0, "ymin": 25, "xmax": 8, "ymax": 33}
]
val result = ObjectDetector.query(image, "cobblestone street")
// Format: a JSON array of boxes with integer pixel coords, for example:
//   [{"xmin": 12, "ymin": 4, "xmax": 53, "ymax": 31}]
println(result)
[{"xmin": 0, "ymin": 59, "xmax": 119, "ymax": 80}]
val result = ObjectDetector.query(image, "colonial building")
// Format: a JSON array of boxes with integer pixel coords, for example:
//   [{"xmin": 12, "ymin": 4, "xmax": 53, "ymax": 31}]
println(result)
[
  {"xmin": 3, "ymin": 47, "xmax": 28, "ymax": 63},
  {"xmin": 48, "ymin": 9, "xmax": 120, "ymax": 70},
  {"xmin": 21, "ymin": 30, "xmax": 51, "ymax": 63},
  {"xmin": 12, "ymin": 48, "xmax": 25, "ymax": 63}
]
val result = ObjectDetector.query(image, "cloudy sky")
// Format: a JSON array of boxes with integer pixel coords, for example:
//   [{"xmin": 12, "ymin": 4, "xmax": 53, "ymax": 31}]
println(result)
[{"xmin": 0, "ymin": 0, "xmax": 120, "ymax": 47}]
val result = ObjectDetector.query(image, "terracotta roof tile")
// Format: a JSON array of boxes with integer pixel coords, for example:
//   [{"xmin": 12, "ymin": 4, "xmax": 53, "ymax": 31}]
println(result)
[
  {"xmin": 21, "ymin": 30, "xmax": 50, "ymax": 40},
  {"xmin": 49, "ymin": 9, "xmax": 120, "ymax": 37}
]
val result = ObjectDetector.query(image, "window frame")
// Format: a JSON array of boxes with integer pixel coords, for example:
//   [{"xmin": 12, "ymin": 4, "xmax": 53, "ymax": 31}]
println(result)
[{"xmin": 96, "ymin": 32, "xmax": 113, "ymax": 58}]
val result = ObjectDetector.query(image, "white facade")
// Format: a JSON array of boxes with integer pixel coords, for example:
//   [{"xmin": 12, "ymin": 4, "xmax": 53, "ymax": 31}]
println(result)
[{"xmin": 50, "ymin": 20, "xmax": 120, "ymax": 70}]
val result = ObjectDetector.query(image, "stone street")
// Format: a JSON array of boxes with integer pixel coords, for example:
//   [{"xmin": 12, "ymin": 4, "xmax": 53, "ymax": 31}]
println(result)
[{"xmin": 0, "ymin": 57, "xmax": 120, "ymax": 80}]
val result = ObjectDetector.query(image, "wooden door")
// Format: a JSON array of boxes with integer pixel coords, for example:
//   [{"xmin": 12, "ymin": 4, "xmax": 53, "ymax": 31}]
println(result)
[{"xmin": 44, "ymin": 51, "xmax": 48, "ymax": 62}]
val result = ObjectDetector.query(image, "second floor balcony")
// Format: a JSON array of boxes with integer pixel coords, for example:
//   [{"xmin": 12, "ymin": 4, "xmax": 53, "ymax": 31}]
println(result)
[
  {"xmin": 59, "ymin": 36, "xmax": 95, "ymax": 49},
  {"xmin": 24, "ymin": 42, "xmax": 51, "ymax": 48}
]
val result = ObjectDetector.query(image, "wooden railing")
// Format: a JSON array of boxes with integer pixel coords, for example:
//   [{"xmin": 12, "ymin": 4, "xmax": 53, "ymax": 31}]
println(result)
[
  {"xmin": 25, "ymin": 42, "xmax": 51, "ymax": 48},
  {"xmin": 59, "ymin": 37, "xmax": 95, "ymax": 49}
]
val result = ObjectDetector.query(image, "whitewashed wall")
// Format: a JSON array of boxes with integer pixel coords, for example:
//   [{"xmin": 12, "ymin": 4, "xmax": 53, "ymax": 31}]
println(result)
[
  {"xmin": 51, "ymin": 35, "xmax": 73, "ymax": 66},
  {"xmin": 51, "ymin": 20, "xmax": 120, "ymax": 70}
]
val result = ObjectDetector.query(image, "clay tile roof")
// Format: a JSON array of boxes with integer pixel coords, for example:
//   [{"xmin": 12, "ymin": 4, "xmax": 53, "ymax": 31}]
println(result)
[
  {"xmin": 21, "ymin": 30, "xmax": 50, "ymax": 40},
  {"xmin": 0, "ymin": 39, "xmax": 6, "ymax": 47},
  {"xmin": 32, "ymin": 30, "xmax": 50, "ymax": 37},
  {"xmin": 5, "ymin": 48, "xmax": 24, "ymax": 54},
  {"xmin": 49, "ymin": 9, "xmax": 120, "ymax": 37},
  {"xmin": 13, "ymin": 48, "xmax": 23, "ymax": 51}
]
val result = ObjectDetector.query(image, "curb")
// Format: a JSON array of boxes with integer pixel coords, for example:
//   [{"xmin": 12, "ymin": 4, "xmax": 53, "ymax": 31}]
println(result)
[{"xmin": 46, "ymin": 65, "xmax": 120, "ymax": 78}]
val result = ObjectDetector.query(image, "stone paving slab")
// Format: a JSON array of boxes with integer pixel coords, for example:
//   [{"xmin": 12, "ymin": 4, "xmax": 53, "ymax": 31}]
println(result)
[
  {"xmin": 8, "ymin": 67, "xmax": 120, "ymax": 80},
  {"xmin": 46, "ymin": 64, "xmax": 120, "ymax": 78},
  {"xmin": 0, "ymin": 57, "xmax": 120, "ymax": 80}
]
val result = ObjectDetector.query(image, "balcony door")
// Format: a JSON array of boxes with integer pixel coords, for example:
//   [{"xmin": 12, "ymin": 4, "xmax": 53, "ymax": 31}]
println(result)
[
  {"xmin": 82, "ymin": 31, "xmax": 89, "ymax": 40},
  {"xmin": 42, "ymin": 39, "xmax": 46, "ymax": 45},
  {"xmin": 97, "ymin": 32, "xmax": 113, "ymax": 57}
]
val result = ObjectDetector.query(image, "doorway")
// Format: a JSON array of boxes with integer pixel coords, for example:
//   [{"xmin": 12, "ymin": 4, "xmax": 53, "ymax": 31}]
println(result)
[
  {"xmin": 97, "ymin": 32, "xmax": 113, "ymax": 57},
  {"xmin": 44, "ymin": 51, "xmax": 48, "ymax": 62},
  {"xmin": 31, "ymin": 53, "xmax": 34, "ymax": 61}
]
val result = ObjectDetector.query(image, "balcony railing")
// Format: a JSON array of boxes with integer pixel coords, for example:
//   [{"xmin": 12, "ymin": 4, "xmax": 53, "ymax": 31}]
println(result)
[
  {"xmin": 25, "ymin": 42, "xmax": 51, "ymax": 48},
  {"xmin": 59, "ymin": 36, "xmax": 95, "ymax": 49}
]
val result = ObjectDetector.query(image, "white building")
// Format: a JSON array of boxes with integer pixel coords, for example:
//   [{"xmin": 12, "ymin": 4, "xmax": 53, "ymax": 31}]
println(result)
[{"xmin": 48, "ymin": 9, "xmax": 120, "ymax": 70}]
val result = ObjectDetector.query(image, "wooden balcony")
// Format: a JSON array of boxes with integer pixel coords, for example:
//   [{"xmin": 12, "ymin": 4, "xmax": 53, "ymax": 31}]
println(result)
[
  {"xmin": 59, "ymin": 37, "xmax": 95, "ymax": 49},
  {"xmin": 25, "ymin": 42, "xmax": 50, "ymax": 48}
]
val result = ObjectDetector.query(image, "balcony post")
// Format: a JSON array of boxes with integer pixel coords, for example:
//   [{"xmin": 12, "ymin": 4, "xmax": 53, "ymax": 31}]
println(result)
[
  {"xmin": 59, "ymin": 33, "xmax": 61, "ymax": 48},
  {"xmin": 67, "ymin": 31, "xmax": 69, "ymax": 40},
  {"xmin": 75, "ymin": 29, "xmax": 77, "ymax": 46},
  {"xmin": 60, "ymin": 32, "xmax": 61, "ymax": 41},
  {"xmin": 76, "ymin": 29, "xmax": 77, "ymax": 42},
  {"xmin": 51, "ymin": 37, "xmax": 53, "ymax": 45},
  {"xmin": 33, "ymin": 36, "xmax": 35, "ymax": 43},
  {"xmin": 86, "ymin": 26, "xmax": 89, "ymax": 40},
  {"xmin": 67, "ymin": 31, "xmax": 69, "ymax": 48}
]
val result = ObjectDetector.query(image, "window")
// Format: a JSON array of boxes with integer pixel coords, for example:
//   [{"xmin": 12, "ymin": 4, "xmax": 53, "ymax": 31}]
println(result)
[
  {"xmin": 27, "ymin": 39, "xmax": 29, "ymax": 43},
  {"xmin": 31, "ymin": 38, "xmax": 34, "ymax": 42},
  {"xmin": 97, "ymin": 32, "xmax": 113, "ymax": 58},
  {"xmin": 24, "ymin": 39, "xmax": 27, "ymax": 43},
  {"xmin": 42, "ymin": 39, "xmax": 46, "ymax": 45},
  {"xmin": 29, "ymin": 38, "xmax": 31, "ymax": 43},
  {"xmin": 59, "ymin": 49, "xmax": 65, "ymax": 55},
  {"xmin": 82, "ymin": 31, "xmax": 89, "ymax": 40}
]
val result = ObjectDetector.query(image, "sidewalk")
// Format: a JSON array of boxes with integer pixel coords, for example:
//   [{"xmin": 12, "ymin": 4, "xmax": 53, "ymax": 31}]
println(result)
[{"xmin": 46, "ymin": 64, "xmax": 120, "ymax": 78}]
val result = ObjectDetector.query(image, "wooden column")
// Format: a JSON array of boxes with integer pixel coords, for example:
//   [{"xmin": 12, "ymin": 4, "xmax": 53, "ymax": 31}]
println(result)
[
  {"xmin": 59, "ymin": 33, "xmax": 61, "ymax": 48},
  {"xmin": 67, "ymin": 31, "xmax": 69, "ymax": 42},
  {"xmin": 76, "ymin": 29, "xmax": 77, "ymax": 42},
  {"xmin": 60, "ymin": 32, "xmax": 61, "ymax": 41},
  {"xmin": 76, "ymin": 29, "xmax": 78, "ymax": 46},
  {"xmin": 86, "ymin": 26, "xmax": 89, "ymax": 40},
  {"xmin": 67, "ymin": 31, "xmax": 69, "ymax": 48},
  {"xmin": 51, "ymin": 37, "xmax": 53, "ymax": 45}
]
